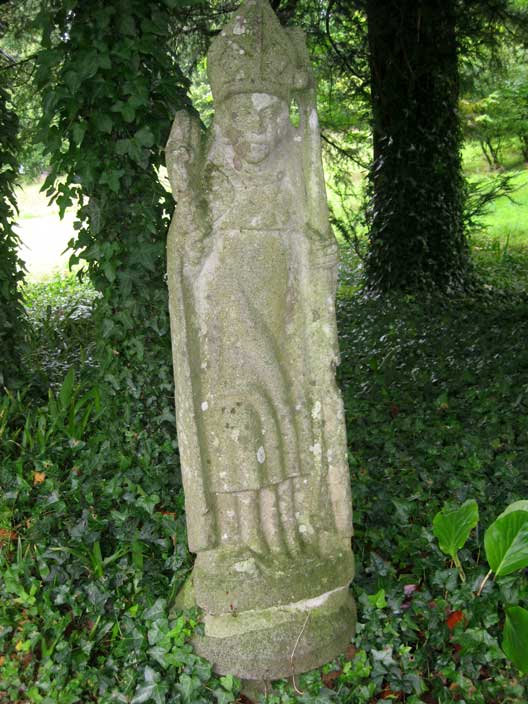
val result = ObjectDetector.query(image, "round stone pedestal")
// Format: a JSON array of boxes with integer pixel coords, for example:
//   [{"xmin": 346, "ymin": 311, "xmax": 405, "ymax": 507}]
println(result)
[
  {"xmin": 175, "ymin": 553, "xmax": 356, "ymax": 683},
  {"xmin": 193, "ymin": 585, "xmax": 356, "ymax": 681}
]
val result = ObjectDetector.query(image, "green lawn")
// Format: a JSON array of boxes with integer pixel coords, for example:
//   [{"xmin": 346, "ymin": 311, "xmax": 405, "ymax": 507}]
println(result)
[{"xmin": 16, "ymin": 180, "xmax": 75, "ymax": 280}]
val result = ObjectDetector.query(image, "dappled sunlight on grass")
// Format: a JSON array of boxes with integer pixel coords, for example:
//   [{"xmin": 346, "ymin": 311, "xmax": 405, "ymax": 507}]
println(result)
[{"xmin": 16, "ymin": 180, "xmax": 76, "ymax": 281}]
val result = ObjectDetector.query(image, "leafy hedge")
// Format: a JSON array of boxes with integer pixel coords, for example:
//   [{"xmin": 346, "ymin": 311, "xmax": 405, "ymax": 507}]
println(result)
[
  {"xmin": 0, "ymin": 82, "xmax": 26, "ymax": 388},
  {"xmin": 34, "ymin": 0, "xmax": 192, "ymax": 418}
]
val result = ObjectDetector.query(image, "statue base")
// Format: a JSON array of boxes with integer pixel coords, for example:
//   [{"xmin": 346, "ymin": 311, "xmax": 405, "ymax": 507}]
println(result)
[{"xmin": 175, "ymin": 573, "xmax": 356, "ymax": 681}]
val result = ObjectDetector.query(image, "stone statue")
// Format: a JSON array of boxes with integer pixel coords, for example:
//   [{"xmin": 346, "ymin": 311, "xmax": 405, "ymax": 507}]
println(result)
[{"xmin": 166, "ymin": 0, "xmax": 355, "ymax": 682}]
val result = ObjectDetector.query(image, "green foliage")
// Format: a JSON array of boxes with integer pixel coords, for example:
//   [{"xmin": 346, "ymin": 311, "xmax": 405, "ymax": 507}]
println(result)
[
  {"xmin": 503, "ymin": 606, "xmax": 528, "ymax": 673},
  {"xmin": 22, "ymin": 272, "xmax": 99, "ymax": 389},
  {"xmin": 433, "ymin": 500, "xmax": 479, "ymax": 559},
  {"xmin": 34, "ymin": 0, "xmax": 191, "ymax": 418},
  {"xmin": 0, "ymin": 81, "xmax": 26, "ymax": 388},
  {"xmin": 0, "ymin": 368, "xmax": 208, "ymax": 702},
  {"xmin": 484, "ymin": 507, "xmax": 528, "ymax": 577},
  {"xmin": 433, "ymin": 499, "xmax": 528, "ymax": 674},
  {"xmin": 460, "ymin": 37, "xmax": 528, "ymax": 169},
  {"xmin": 2, "ymin": 249, "xmax": 528, "ymax": 702},
  {"xmin": 0, "ymin": 0, "xmax": 49, "ymax": 180},
  {"xmin": 433, "ymin": 499, "xmax": 479, "ymax": 580}
]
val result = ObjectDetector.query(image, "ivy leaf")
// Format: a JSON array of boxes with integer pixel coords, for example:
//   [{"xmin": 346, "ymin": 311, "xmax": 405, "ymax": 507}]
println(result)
[
  {"xmin": 119, "ymin": 15, "xmax": 137, "ymax": 36},
  {"xmin": 135, "ymin": 126, "xmax": 155, "ymax": 148},
  {"xmin": 72, "ymin": 122, "xmax": 87, "ymax": 146},
  {"xmin": 99, "ymin": 169, "xmax": 124, "ymax": 193},
  {"xmin": 484, "ymin": 509, "xmax": 528, "ymax": 577},
  {"xmin": 64, "ymin": 69, "xmax": 81, "ymax": 93},
  {"xmin": 214, "ymin": 690, "xmax": 235, "ymax": 704},
  {"xmin": 131, "ymin": 667, "xmax": 166, "ymax": 704},
  {"xmin": 121, "ymin": 103, "xmax": 136, "ymax": 123},
  {"xmin": 502, "ymin": 606, "xmax": 528, "ymax": 673},
  {"xmin": 103, "ymin": 262, "xmax": 116, "ymax": 284},
  {"xmin": 94, "ymin": 113, "xmax": 113, "ymax": 134},
  {"xmin": 367, "ymin": 588, "xmax": 387, "ymax": 609},
  {"xmin": 432, "ymin": 499, "xmax": 479, "ymax": 558}
]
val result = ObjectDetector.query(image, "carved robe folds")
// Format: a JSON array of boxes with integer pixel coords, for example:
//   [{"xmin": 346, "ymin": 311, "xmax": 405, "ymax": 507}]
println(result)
[{"xmin": 166, "ymin": 0, "xmax": 355, "ymax": 682}]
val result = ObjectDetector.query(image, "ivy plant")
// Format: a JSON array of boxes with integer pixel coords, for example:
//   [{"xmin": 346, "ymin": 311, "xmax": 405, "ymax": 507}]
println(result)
[
  {"xmin": 34, "ymin": 0, "xmax": 192, "ymax": 419},
  {"xmin": 0, "ymin": 81, "xmax": 26, "ymax": 388}
]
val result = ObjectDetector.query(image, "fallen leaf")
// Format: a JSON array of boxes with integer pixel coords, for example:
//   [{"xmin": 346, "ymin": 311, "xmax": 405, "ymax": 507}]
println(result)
[
  {"xmin": 0, "ymin": 529, "xmax": 17, "ymax": 542},
  {"xmin": 447, "ymin": 610, "xmax": 464, "ymax": 630},
  {"xmin": 322, "ymin": 669, "xmax": 341, "ymax": 688},
  {"xmin": 381, "ymin": 686, "xmax": 403, "ymax": 699},
  {"xmin": 33, "ymin": 471, "xmax": 46, "ymax": 485},
  {"xmin": 345, "ymin": 644, "xmax": 357, "ymax": 660}
]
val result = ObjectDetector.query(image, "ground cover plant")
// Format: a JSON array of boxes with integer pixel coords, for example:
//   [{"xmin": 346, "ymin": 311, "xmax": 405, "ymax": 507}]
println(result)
[
  {"xmin": 3, "ymin": 0, "xmax": 528, "ymax": 699},
  {"xmin": 1, "ymin": 221, "xmax": 528, "ymax": 702}
]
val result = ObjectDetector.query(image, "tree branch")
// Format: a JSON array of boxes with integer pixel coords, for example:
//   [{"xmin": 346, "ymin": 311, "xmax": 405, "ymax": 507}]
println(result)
[{"xmin": 321, "ymin": 132, "xmax": 370, "ymax": 170}]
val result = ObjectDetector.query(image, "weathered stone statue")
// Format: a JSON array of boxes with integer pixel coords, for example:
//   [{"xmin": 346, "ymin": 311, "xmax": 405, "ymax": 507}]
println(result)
[{"xmin": 166, "ymin": 0, "xmax": 355, "ymax": 682}]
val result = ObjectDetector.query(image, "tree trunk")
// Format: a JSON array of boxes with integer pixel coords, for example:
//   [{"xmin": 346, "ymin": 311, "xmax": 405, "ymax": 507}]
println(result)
[{"xmin": 365, "ymin": 0, "xmax": 470, "ymax": 292}]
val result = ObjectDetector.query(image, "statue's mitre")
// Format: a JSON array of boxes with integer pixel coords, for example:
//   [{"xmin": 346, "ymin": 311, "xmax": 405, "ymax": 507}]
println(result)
[{"xmin": 207, "ymin": 0, "xmax": 307, "ymax": 104}]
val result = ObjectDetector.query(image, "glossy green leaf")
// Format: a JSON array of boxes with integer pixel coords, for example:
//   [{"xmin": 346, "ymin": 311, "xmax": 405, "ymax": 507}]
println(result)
[
  {"xmin": 432, "ymin": 499, "xmax": 479, "ymax": 558},
  {"xmin": 484, "ymin": 510, "xmax": 528, "ymax": 576},
  {"xmin": 498, "ymin": 500, "xmax": 528, "ymax": 519},
  {"xmin": 502, "ymin": 606, "xmax": 528, "ymax": 673}
]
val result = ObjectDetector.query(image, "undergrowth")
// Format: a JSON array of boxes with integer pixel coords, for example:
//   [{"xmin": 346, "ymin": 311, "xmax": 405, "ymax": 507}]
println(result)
[{"xmin": 1, "ymin": 245, "xmax": 528, "ymax": 702}]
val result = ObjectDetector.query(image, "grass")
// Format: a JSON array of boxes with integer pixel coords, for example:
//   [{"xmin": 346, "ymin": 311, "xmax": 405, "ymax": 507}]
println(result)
[{"xmin": 16, "ymin": 180, "xmax": 75, "ymax": 281}]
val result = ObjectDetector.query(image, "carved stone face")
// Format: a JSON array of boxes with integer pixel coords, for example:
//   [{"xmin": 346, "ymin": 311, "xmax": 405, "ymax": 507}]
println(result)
[{"xmin": 217, "ymin": 92, "xmax": 289, "ymax": 164}]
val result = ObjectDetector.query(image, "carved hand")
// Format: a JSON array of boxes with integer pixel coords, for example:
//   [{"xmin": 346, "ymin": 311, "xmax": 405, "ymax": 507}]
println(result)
[
  {"xmin": 165, "ymin": 110, "xmax": 202, "ymax": 197},
  {"xmin": 309, "ymin": 228, "xmax": 339, "ymax": 271}
]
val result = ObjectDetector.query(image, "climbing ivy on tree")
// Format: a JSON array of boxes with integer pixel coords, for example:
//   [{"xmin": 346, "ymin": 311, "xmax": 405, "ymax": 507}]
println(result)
[
  {"xmin": 35, "ymin": 0, "xmax": 192, "ymax": 419},
  {"xmin": 365, "ymin": 0, "xmax": 470, "ymax": 293},
  {"xmin": 0, "ymin": 81, "xmax": 26, "ymax": 388}
]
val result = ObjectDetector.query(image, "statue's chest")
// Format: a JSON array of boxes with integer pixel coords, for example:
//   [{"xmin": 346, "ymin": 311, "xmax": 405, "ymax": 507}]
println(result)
[{"xmin": 209, "ymin": 170, "xmax": 295, "ymax": 230}]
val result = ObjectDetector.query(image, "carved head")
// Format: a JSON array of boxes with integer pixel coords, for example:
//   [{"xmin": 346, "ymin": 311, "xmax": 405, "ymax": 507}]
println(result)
[
  {"xmin": 207, "ymin": 0, "xmax": 309, "ymax": 104},
  {"xmin": 216, "ymin": 93, "xmax": 289, "ymax": 164}
]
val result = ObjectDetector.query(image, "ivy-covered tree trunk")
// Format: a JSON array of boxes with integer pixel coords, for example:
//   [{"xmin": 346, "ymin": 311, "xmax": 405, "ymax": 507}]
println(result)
[
  {"xmin": 36, "ymin": 0, "xmax": 192, "ymax": 419},
  {"xmin": 0, "ymin": 83, "xmax": 26, "ymax": 387},
  {"xmin": 365, "ymin": 0, "xmax": 470, "ymax": 292}
]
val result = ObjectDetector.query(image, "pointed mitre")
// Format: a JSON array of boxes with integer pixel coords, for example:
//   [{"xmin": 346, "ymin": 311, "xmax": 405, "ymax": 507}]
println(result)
[{"xmin": 207, "ymin": 0, "xmax": 308, "ymax": 104}]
